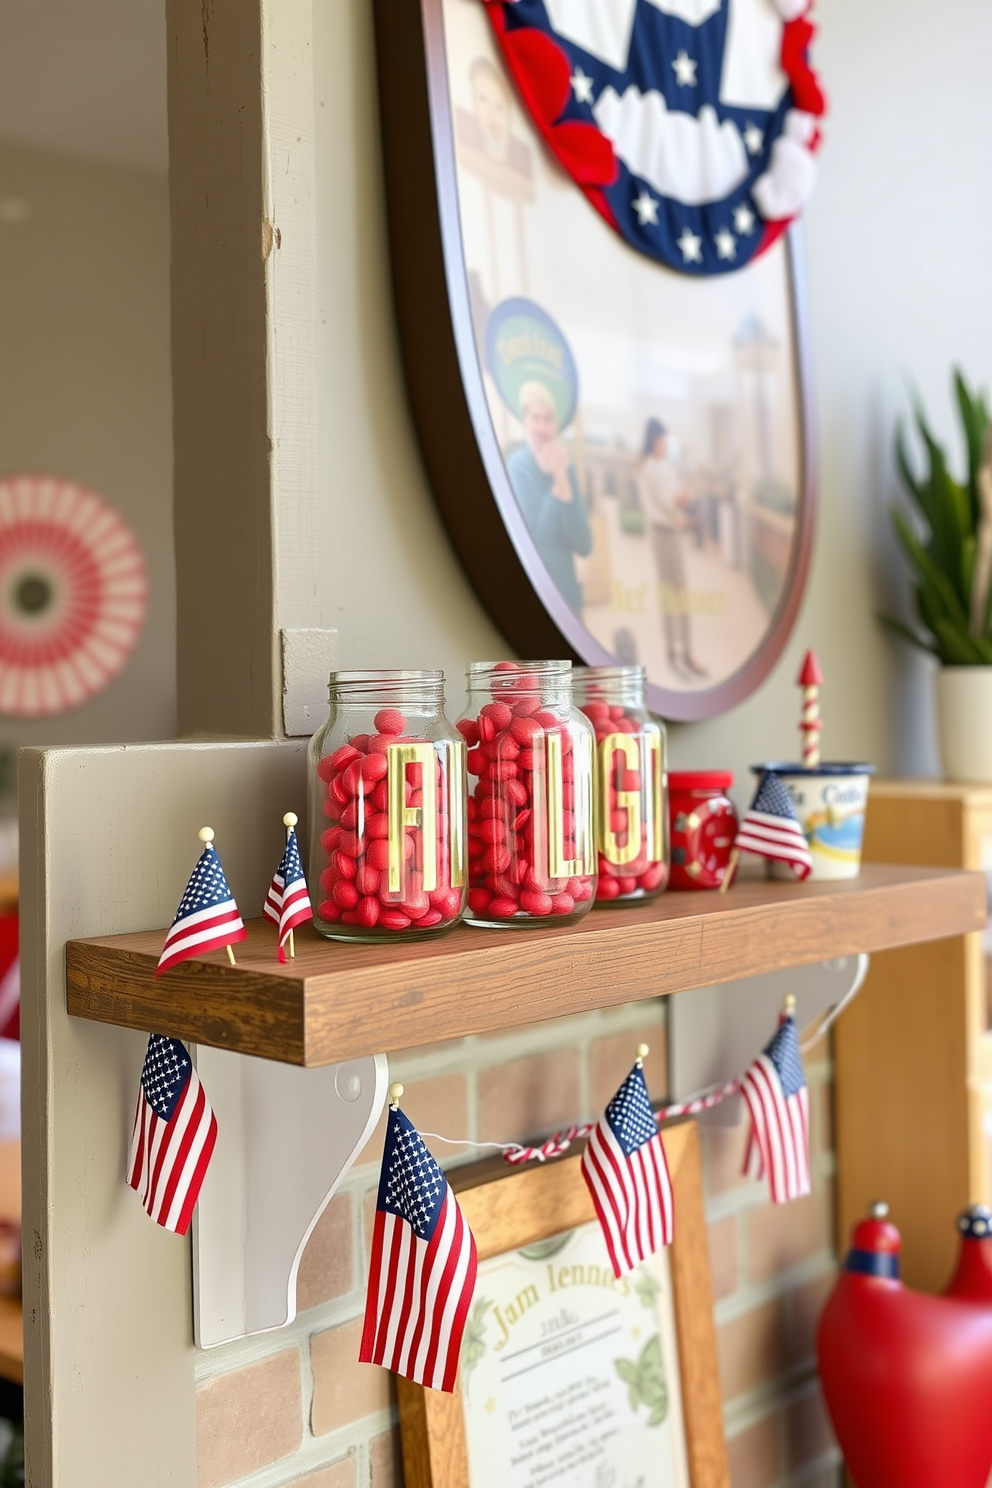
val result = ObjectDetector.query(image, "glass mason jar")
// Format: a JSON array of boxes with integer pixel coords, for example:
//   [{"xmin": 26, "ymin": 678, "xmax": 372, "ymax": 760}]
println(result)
[
  {"xmin": 458, "ymin": 660, "xmax": 597, "ymax": 927},
  {"xmin": 308, "ymin": 670, "xmax": 467, "ymax": 942},
  {"xmin": 572, "ymin": 666, "xmax": 669, "ymax": 904}
]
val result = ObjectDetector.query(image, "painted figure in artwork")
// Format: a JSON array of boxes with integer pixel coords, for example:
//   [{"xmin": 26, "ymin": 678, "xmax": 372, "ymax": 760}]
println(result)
[
  {"xmin": 507, "ymin": 381, "xmax": 593, "ymax": 614},
  {"xmin": 638, "ymin": 418, "xmax": 706, "ymax": 681}
]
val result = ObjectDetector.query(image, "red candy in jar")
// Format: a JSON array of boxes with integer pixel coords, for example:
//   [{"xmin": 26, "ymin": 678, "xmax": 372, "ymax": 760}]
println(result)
[
  {"xmin": 308, "ymin": 670, "xmax": 467, "ymax": 941},
  {"xmin": 572, "ymin": 665, "xmax": 669, "ymax": 904},
  {"xmin": 668, "ymin": 771, "xmax": 738, "ymax": 889},
  {"xmin": 458, "ymin": 661, "xmax": 597, "ymax": 926}
]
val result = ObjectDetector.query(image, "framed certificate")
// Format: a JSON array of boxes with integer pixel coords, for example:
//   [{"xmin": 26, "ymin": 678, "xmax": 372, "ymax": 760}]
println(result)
[{"xmin": 396, "ymin": 1120, "xmax": 728, "ymax": 1487}]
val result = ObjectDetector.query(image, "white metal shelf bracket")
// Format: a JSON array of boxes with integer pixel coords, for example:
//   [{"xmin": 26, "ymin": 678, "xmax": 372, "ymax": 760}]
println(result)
[{"xmin": 191, "ymin": 1047, "xmax": 388, "ymax": 1348}]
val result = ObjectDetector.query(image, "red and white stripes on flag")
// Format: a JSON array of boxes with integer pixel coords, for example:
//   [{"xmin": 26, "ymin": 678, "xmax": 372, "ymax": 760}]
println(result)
[
  {"xmin": 580, "ymin": 1063, "xmax": 674, "ymax": 1279},
  {"xmin": 262, "ymin": 826, "xmax": 312, "ymax": 961},
  {"xmin": 156, "ymin": 842, "xmax": 246, "ymax": 976},
  {"xmin": 127, "ymin": 1035, "xmax": 218, "ymax": 1236},
  {"xmin": 740, "ymin": 1017, "xmax": 810, "ymax": 1203},
  {"xmin": 360, "ymin": 1108, "xmax": 477, "ymax": 1392}
]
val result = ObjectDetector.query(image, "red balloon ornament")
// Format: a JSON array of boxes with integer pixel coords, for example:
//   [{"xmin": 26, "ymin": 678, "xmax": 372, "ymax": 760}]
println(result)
[{"xmin": 817, "ymin": 1203, "xmax": 992, "ymax": 1488}]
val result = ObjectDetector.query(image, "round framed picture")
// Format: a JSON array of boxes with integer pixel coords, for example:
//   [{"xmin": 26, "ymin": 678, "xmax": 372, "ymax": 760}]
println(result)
[{"xmin": 374, "ymin": 0, "xmax": 817, "ymax": 721}]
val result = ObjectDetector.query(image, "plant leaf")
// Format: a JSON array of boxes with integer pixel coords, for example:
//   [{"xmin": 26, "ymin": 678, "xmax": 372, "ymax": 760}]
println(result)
[{"xmin": 877, "ymin": 613, "xmax": 938, "ymax": 657}]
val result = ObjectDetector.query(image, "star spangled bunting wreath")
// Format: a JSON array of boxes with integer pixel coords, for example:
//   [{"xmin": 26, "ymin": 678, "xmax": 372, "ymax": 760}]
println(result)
[
  {"xmin": 735, "ymin": 770, "xmax": 812, "ymax": 879},
  {"xmin": 156, "ymin": 841, "xmax": 246, "ymax": 976},
  {"xmin": 483, "ymin": 0, "xmax": 826, "ymax": 275},
  {"xmin": 127, "ymin": 1034, "xmax": 218, "ymax": 1235},
  {"xmin": 741, "ymin": 1012, "xmax": 810, "ymax": 1202},
  {"xmin": 580, "ymin": 1060, "xmax": 674, "ymax": 1277},
  {"xmin": 263, "ymin": 827, "xmax": 313, "ymax": 961},
  {"xmin": 361, "ymin": 1107, "xmax": 477, "ymax": 1392}
]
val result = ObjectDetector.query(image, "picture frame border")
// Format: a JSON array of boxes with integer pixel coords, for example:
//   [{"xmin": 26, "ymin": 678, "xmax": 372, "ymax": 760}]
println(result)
[
  {"xmin": 373, "ymin": 0, "xmax": 817, "ymax": 723},
  {"xmin": 396, "ymin": 1119, "xmax": 730, "ymax": 1488}
]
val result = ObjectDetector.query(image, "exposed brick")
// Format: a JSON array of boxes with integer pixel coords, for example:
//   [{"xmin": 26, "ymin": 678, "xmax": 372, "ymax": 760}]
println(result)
[
  {"xmin": 311, "ymin": 1318, "xmax": 392, "ymax": 1436},
  {"xmin": 746, "ymin": 1194, "xmax": 821, "ymax": 1284},
  {"xmin": 785, "ymin": 1384, "xmax": 836, "ymax": 1472},
  {"xmin": 703, "ymin": 1120, "xmax": 761, "ymax": 1198},
  {"xmin": 726, "ymin": 1413, "xmax": 780, "ymax": 1488},
  {"xmin": 357, "ymin": 1072, "xmax": 470, "ymax": 1169},
  {"xmin": 590, "ymin": 1019, "xmax": 668, "ymax": 1111},
  {"xmin": 196, "ymin": 1350, "xmax": 302, "ymax": 1488},
  {"xmin": 292, "ymin": 1456, "xmax": 358, "ymax": 1488},
  {"xmin": 297, "ymin": 1193, "xmax": 353, "ymax": 1312},
  {"xmin": 478, "ymin": 1049, "xmax": 582, "ymax": 1143},
  {"xmin": 788, "ymin": 1271, "xmax": 836, "ymax": 1367},
  {"xmin": 717, "ymin": 1297, "xmax": 788, "ymax": 1401},
  {"xmin": 707, "ymin": 1214, "xmax": 739, "ymax": 1302},
  {"xmin": 370, "ymin": 1426, "xmax": 404, "ymax": 1487}
]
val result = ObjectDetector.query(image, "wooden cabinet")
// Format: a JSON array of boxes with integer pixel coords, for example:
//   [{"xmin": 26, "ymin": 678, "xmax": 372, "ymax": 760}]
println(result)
[{"xmin": 838, "ymin": 782, "xmax": 992, "ymax": 1292}]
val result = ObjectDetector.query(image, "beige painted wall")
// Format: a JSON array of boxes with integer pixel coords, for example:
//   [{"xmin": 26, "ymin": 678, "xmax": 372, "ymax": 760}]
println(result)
[{"xmin": 0, "ymin": 139, "xmax": 175, "ymax": 749}]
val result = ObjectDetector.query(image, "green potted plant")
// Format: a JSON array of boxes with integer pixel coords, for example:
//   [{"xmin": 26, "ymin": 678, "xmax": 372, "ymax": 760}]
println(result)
[{"xmin": 882, "ymin": 370, "xmax": 992, "ymax": 780}]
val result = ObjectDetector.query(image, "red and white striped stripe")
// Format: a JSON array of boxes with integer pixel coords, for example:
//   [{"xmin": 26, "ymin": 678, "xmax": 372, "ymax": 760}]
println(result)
[
  {"xmin": 360, "ymin": 1188, "xmax": 476, "ymax": 1392},
  {"xmin": 740, "ymin": 1053, "xmax": 810, "ymax": 1202},
  {"xmin": 126, "ymin": 1065, "xmax": 217, "ymax": 1236},
  {"xmin": 156, "ymin": 899, "xmax": 246, "ymax": 976},
  {"xmin": 734, "ymin": 810, "xmax": 812, "ymax": 878},
  {"xmin": 581, "ymin": 1119, "xmax": 674, "ymax": 1278}
]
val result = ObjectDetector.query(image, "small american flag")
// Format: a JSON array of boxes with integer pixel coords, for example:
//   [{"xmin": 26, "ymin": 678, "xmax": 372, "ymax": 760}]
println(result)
[
  {"xmin": 741, "ymin": 1014, "xmax": 810, "ymax": 1203},
  {"xmin": 581, "ymin": 1062, "xmax": 674, "ymax": 1279},
  {"xmin": 126, "ymin": 1034, "xmax": 217, "ymax": 1235},
  {"xmin": 156, "ymin": 841, "xmax": 246, "ymax": 976},
  {"xmin": 263, "ymin": 827, "xmax": 312, "ymax": 960},
  {"xmin": 735, "ymin": 772, "xmax": 812, "ymax": 879},
  {"xmin": 360, "ymin": 1107, "xmax": 477, "ymax": 1392}
]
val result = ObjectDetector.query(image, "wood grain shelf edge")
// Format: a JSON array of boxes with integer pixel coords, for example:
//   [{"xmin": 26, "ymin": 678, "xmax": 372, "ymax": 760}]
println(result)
[{"xmin": 65, "ymin": 864, "xmax": 986, "ymax": 1067}]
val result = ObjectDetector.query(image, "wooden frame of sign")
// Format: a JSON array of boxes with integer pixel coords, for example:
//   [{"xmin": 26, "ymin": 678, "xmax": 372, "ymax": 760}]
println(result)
[
  {"xmin": 372, "ymin": 0, "xmax": 816, "ymax": 723},
  {"xmin": 396, "ymin": 1118, "xmax": 728, "ymax": 1488}
]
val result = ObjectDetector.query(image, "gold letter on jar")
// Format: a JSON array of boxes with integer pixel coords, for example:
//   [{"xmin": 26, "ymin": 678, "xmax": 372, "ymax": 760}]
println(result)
[
  {"xmin": 547, "ymin": 732, "xmax": 594, "ymax": 878},
  {"xmin": 386, "ymin": 742, "xmax": 438, "ymax": 893},
  {"xmin": 446, "ymin": 739, "xmax": 466, "ymax": 888},
  {"xmin": 597, "ymin": 732, "xmax": 642, "ymax": 867},
  {"xmin": 644, "ymin": 734, "xmax": 663, "ymax": 862}
]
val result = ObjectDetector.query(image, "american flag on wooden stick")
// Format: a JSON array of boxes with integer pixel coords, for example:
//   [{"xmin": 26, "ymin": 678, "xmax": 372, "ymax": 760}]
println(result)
[
  {"xmin": 127, "ymin": 1034, "xmax": 217, "ymax": 1235},
  {"xmin": 741, "ymin": 1013, "xmax": 810, "ymax": 1202},
  {"xmin": 581, "ymin": 1061, "xmax": 674, "ymax": 1278},
  {"xmin": 734, "ymin": 772, "xmax": 812, "ymax": 880},
  {"xmin": 263, "ymin": 824, "xmax": 312, "ymax": 961},
  {"xmin": 156, "ymin": 834, "xmax": 246, "ymax": 976},
  {"xmin": 360, "ymin": 1106, "xmax": 477, "ymax": 1392}
]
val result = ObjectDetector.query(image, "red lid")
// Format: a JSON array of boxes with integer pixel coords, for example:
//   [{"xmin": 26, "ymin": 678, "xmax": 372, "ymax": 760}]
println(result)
[
  {"xmin": 851, "ymin": 1214, "xmax": 902, "ymax": 1255},
  {"xmin": 669, "ymin": 770, "xmax": 734, "ymax": 791}
]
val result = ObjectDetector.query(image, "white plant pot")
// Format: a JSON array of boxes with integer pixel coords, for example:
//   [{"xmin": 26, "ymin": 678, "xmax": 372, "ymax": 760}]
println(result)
[{"xmin": 935, "ymin": 667, "xmax": 992, "ymax": 781}]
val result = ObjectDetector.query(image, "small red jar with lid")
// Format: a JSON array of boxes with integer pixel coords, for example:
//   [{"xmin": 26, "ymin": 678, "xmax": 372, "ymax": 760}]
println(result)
[{"xmin": 668, "ymin": 771, "xmax": 738, "ymax": 890}]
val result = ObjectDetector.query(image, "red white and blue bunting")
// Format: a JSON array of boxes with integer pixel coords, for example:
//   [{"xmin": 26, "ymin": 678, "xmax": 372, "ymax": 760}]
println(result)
[{"xmin": 483, "ymin": 0, "xmax": 825, "ymax": 275}]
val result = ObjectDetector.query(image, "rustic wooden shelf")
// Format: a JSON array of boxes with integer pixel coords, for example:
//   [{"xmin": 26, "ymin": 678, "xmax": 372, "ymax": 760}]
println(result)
[{"xmin": 64, "ymin": 863, "xmax": 985, "ymax": 1067}]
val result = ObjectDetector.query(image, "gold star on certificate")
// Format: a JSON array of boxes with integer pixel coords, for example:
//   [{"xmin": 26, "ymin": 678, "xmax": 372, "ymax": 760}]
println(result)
[
  {"xmin": 733, "ymin": 203, "xmax": 756, "ymax": 235},
  {"xmin": 672, "ymin": 50, "xmax": 697, "ymax": 86},
  {"xmin": 485, "ymin": 1397, "xmax": 498, "ymax": 1414},
  {"xmin": 570, "ymin": 68, "xmax": 594, "ymax": 105},
  {"xmin": 715, "ymin": 228, "xmax": 737, "ymax": 260},
  {"xmin": 743, "ymin": 122, "xmax": 764, "ymax": 155},
  {"xmin": 677, "ymin": 227, "xmax": 703, "ymax": 263},
  {"xmin": 633, "ymin": 190, "xmax": 659, "ymax": 226}
]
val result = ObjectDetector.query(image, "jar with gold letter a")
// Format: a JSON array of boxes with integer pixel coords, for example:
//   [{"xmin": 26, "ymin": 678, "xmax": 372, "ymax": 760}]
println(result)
[
  {"xmin": 572, "ymin": 665, "xmax": 669, "ymax": 904},
  {"xmin": 458, "ymin": 660, "xmax": 597, "ymax": 926},
  {"xmin": 309, "ymin": 670, "xmax": 467, "ymax": 941}
]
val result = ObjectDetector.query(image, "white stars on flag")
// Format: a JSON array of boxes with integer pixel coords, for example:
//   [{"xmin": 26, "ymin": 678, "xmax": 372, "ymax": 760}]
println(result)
[
  {"xmin": 671, "ymin": 50, "xmax": 698, "ymax": 87},
  {"xmin": 570, "ymin": 67, "xmax": 594, "ymax": 105},
  {"xmin": 744, "ymin": 122, "xmax": 765, "ymax": 156},
  {"xmin": 733, "ymin": 203, "xmax": 756, "ymax": 235},
  {"xmin": 714, "ymin": 227, "xmax": 737, "ymax": 260},
  {"xmin": 633, "ymin": 189, "xmax": 660, "ymax": 226},
  {"xmin": 677, "ymin": 227, "xmax": 703, "ymax": 263}
]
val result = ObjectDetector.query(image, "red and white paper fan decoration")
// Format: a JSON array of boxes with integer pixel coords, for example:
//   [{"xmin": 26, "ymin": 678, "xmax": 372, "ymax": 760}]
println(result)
[{"xmin": 0, "ymin": 475, "xmax": 148, "ymax": 717}]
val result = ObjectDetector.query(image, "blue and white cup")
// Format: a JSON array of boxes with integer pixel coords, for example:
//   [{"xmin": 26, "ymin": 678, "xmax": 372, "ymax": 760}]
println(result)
[{"xmin": 752, "ymin": 763, "xmax": 874, "ymax": 880}]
